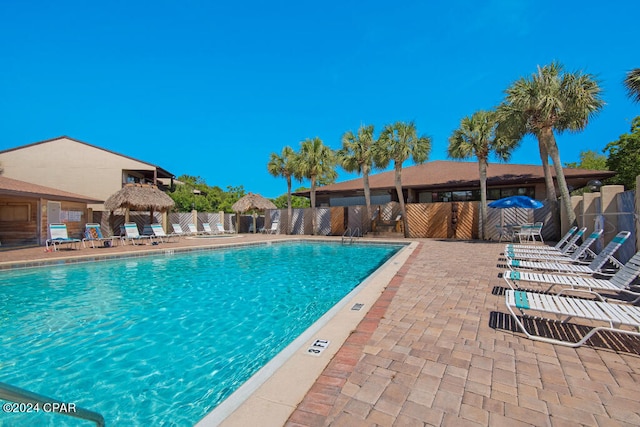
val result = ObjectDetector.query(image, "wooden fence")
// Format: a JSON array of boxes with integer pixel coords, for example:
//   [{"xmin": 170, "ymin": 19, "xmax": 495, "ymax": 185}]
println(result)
[{"xmin": 90, "ymin": 187, "xmax": 637, "ymax": 262}]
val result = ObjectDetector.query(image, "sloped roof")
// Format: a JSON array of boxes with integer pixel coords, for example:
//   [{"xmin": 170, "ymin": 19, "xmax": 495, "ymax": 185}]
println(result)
[
  {"xmin": 297, "ymin": 160, "xmax": 616, "ymax": 195},
  {"xmin": 0, "ymin": 176, "xmax": 103, "ymax": 203},
  {"xmin": 0, "ymin": 136, "xmax": 174, "ymax": 179}
]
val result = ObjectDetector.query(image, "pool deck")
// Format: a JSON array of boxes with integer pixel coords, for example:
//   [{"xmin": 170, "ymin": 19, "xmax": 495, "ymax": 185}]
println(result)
[{"xmin": 3, "ymin": 235, "xmax": 640, "ymax": 426}]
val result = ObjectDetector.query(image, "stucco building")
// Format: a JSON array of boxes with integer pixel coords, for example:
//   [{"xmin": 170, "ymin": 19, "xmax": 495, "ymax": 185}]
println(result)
[{"xmin": 0, "ymin": 136, "xmax": 175, "ymax": 212}]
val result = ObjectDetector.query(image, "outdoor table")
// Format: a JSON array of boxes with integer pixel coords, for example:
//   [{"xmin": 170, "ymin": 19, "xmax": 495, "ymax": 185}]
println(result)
[
  {"xmin": 506, "ymin": 224, "xmax": 530, "ymax": 242},
  {"xmin": 497, "ymin": 224, "xmax": 518, "ymax": 242}
]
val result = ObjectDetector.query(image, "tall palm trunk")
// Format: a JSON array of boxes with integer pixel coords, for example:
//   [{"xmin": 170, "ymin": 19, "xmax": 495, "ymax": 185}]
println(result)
[
  {"xmin": 394, "ymin": 163, "xmax": 410, "ymax": 238},
  {"xmin": 536, "ymin": 136, "xmax": 556, "ymax": 202},
  {"xmin": 537, "ymin": 134, "xmax": 560, "ymax": 237},
  {"xmin": 478, "ymin": 157, "xmax": 488, "ymax": 240},
  {"xmin": 310, "ymin": 176, "xmax": 317, "ymax": 235},
  {"xmin": 542, "ymin": 128, "xmax": 576, "ymax": 226},
  {"xmin": 286, "ymin": 176, "xmax": 292, "ymax": 235},
  {"xmin": 362, "ymin": 164, "xmax": 372, "ymax": 233}
]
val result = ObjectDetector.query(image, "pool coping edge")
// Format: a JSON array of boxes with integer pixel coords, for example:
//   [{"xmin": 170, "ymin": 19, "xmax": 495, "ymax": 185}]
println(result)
[{"xmin": 198, "ymin": 240, "xmax": 420, "ymax": 427}]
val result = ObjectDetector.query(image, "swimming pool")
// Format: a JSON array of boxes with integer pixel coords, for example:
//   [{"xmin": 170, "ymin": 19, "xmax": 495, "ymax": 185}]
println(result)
[{"xmin": 0, "ymin": 241, "xmax": 403, "ymax": 426}]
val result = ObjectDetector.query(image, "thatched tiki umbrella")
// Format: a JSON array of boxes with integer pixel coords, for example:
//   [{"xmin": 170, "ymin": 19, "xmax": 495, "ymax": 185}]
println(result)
[
  {"xmin": 231, "ymin": 192, "xmax": 276, "ymax": 233},
  {"xmin": 104, "ymin": 184, "xmax": 175, "ymax": 229}
]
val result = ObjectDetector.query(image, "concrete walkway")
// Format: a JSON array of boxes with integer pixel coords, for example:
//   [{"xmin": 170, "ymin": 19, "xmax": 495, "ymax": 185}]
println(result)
[{"xmin": 287, "ymin": 239, "xmax": 640, "ymax": 426}]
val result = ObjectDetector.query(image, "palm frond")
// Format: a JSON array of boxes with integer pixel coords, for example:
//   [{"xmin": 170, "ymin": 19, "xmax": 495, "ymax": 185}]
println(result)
[
  {"xmin": 624, "ymin": 68, "xmax": 640, "ymax": 103},
  {"xmin": 338, "ymin": 125, "xmax": 375, "ymax": 174}
]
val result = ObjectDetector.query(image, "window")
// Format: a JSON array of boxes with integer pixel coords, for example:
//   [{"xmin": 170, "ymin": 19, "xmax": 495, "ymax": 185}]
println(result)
[
  {"xmin": 425, "ymin": 187, "xmax": 535, "ymax": 203},
  {"xmin": 452, "ymin": 191, "xmax": 472, "ymax": 201},
  {"xmin": 418, "ymin": 192, "xmax": 433, "ymax": 203},
  {"xmin": 0, "ymin": 203, "xmax": 31, "ymax": 221},
  {"xmin": 488, "ymin": 189, "xmax": 501, "ymax": 200}
]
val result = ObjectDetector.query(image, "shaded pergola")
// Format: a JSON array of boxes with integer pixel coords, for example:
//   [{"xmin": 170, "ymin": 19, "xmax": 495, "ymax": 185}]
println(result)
[
  {"xmin": 231, "ymin": 193, "xmax": 276, "ymax": 233},
  {"xmin": 104, "ymin": 184, "xmax": 175, "ymax": 225}
]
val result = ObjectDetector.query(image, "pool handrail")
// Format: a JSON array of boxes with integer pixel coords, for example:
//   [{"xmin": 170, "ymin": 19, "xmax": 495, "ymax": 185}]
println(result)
[
  {"xmin": 342, "ymin": 227, "xmax": 361, "ymax": 244},
  {"xmin": 0, "ymin": 381, "xmax": 105, "ymax": 427}
]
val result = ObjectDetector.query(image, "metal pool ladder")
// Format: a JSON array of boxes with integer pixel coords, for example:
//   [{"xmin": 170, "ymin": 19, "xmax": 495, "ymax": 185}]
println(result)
[
  {"xmin": 342, "ymin": 227, "xmax": 361, "ymax": 244},
  {"xmin": 0, "ymin": 381, "xmax": 105, "ymax": 426}
]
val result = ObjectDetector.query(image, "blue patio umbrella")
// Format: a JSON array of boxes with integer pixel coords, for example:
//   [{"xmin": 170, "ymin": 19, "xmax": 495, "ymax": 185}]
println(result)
[
  {"xmin": 488, "ymin": 195, "xmax": 544, "ymax": 225},
  {"xmin": 488, "ymin": 195, "xmax": 543, "ymax": 209}
]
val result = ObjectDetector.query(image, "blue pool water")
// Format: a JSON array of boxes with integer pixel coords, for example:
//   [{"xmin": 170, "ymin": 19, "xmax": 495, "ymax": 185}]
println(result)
[{"xmin": 0, "ymin": 241, "xmax": 402, "ymax": 426}]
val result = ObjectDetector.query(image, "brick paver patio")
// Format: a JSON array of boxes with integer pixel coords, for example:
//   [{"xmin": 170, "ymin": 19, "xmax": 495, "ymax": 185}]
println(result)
[{"xmin": 287, "ymin": 239, "xmax": 640, "ymax": 426}]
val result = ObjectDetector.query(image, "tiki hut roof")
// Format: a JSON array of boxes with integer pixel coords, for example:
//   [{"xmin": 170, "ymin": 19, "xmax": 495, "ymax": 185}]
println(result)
[
  {"xmin": 232, "ymin": 192, "xmax": 276, "ymax": 213},
  {"xmin": 104, "ymin": 184, "xmax": 175, "ymax": 212}
]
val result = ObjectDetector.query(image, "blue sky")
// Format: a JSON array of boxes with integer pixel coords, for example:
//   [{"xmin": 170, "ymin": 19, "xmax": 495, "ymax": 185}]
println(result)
[{"xmin": 0, "ymin": 0, "xmax": 638, "ymax": 198}]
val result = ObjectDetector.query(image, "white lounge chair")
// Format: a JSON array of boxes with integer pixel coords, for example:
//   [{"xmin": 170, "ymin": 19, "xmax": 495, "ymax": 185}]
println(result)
[
  {"xmin": 46, "ymin": 223, "xmax": 81, "ymax": 251},
  {"xmin": 261, "ymin": 221, "xmax": 278, "ymax": 234},
  {"xmin": 150, "ymin": 224, "xmax": 179, "ymax": 243},
  {"xmin": 122, "ymin": 223, "xmax": 155, "ymax": 245},
  {"xmin": 172, "ymin": 224, "xmax": 188, "ymax": 237},
  {"xmin": 503, "ymin": 251, "xmax": 640, "ymax": 302},
  {"xmin": 505, "ymin": 229, "xmax": 601, "ymax": 263},
  {"xmin": 202, "ymin": 223, "xmax": 216, "ymax": 235},
  {"xmin": 216, "ymin": 223, "xmax": 233, "ymax": 234},
  {"xmin": 505, "ymin": 289, "xmax": 640, "ymax": 347},
  {"xmin": 506, "ymin": 231, "xmax": 630, "ymax": 274},
  {"xmin": 505, "ymin": 226, "xmax": 581, "ymax": 254},
  {"xmin": 187, "ymin": 224, "xmax": 204, "ymax": 235}
]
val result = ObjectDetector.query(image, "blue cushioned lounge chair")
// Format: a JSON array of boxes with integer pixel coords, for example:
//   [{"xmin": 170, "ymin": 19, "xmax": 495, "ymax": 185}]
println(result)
[
  {"xmin": 122, "ymin": 223, "xmax": 154, "ymax": 245},
  {"xmin": 47, "ymin": 223, "xmax": 81, "ymax": 251},
  {"xmin": 82, "ymin": 223, "xmax": 120, "ymax": 248}
]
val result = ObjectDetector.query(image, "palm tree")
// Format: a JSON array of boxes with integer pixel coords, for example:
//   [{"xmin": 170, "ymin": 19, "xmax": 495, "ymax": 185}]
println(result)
[
  {"xmin": 295, "ymin": 137, "xmax": 337, "ymax": 234},
  {"xmin": 624, "ymin": 68, "xmax": 640, "ymax": 103},
  {"xmin": 499, "ymin": 62, "xmax": 604, "ymax": 226},
  {"xmin": 375, "ymin": 121, "xmax": 431, "ymax": 237},
  {"xmin": 267, "ymin": 146, "xmax": 297, "ymax": 234},
  {"xmin": 497, "ymin": 103, "xmax": 559, "ymax": 205},
  {"xmin": 448, "ymin": 110, "xmax": 516, "ymax": 240},
  {"xmin": 338, "ymin": 124, "xmax": 376, "ymax": 232}
]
